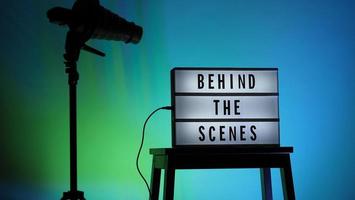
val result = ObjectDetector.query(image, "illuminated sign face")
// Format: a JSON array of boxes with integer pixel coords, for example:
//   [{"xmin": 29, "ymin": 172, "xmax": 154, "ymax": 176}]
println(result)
[{"xmin": 171, "ymin": 68, "xmax": 279, "ymax": 146}]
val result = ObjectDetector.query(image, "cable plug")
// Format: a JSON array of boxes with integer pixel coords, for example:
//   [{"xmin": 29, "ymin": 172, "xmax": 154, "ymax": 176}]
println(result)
[{"xmin": 161, "ymin": 106, "xmax": 173, "ymax": 110}]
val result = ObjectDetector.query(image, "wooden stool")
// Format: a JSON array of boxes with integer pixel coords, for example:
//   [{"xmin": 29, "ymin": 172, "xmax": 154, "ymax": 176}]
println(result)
[{"xmin": 149, "ymin": 147, "xmax": 295, "ymax": 200}]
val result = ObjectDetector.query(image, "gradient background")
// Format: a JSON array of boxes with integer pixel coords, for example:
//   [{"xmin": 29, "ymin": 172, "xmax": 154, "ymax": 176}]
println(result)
[{"xmin": 1, "ymin": 0, "xmax": 355, "ymax": 199}]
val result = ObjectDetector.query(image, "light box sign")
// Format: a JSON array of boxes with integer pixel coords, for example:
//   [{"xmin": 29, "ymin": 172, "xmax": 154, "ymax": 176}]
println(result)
[{"xmin": 171, "ymin": 68, "xmax": 280, "ymax": 146}]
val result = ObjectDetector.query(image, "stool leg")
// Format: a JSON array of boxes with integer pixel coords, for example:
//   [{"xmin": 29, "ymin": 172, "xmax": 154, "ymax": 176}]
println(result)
[
  {"xmin": 260, "ymin": 168, "xmax": 273, "ymax": 200},
  {"xmin": 150, "ymin": 165, "xmax": 161, "ymax": 200},
  {"xmin": 163, "ymin": 168, "xmax": 175, "ymax": 200},
  {"xmin": 280, "ymin": 155, "xmax": 295, "ymax": 200}
]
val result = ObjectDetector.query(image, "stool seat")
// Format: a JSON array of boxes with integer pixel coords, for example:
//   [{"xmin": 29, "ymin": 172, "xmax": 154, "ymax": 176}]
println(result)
[
  {"xmin": 149, "ymin": 147, "xmax": 295, "ymax": 200},
  {"xmin": 150, "ymin": 146, "xmax": 293, "ymax": 155}
]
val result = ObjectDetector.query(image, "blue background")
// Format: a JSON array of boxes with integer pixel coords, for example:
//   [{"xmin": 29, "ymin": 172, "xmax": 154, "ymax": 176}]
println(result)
[{"xmin": 0, "ymin": 0, "xmax": 354, "ymax": 199}]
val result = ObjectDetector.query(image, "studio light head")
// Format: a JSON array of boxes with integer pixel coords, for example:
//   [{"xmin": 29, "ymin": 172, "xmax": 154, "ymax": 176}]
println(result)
[{"xmin": 47, "ymin": 0, "xmax": 143, "ymax": 58}]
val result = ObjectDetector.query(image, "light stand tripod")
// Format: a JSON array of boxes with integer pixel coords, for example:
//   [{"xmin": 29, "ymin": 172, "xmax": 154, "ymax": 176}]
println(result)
[
  {"xmin": 47, "ymin": 1, "xmax": 143, "ymax": 199},
  {"xmin": 60, "ymin": 31, "xmax": 107, "ymax": 200},
  {"xmin": 61, "ymin": 57, "xmax": 84, "ymax": 200}
]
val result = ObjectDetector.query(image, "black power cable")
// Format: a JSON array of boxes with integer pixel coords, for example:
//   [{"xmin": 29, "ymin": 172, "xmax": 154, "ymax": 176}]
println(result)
[{"xmin": 136, "ymin": 106, "xmax": 172, "ymax": 199}]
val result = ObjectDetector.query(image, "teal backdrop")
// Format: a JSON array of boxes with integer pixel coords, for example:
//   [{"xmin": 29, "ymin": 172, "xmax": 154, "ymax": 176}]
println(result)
[{"xmin": 1, "ymin": 0, "xmax": 355, "ymax": 199}]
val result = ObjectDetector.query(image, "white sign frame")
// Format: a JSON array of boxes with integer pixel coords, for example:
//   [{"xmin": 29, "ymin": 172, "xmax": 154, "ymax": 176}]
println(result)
[{"xmin": 171, "ymin": 67, "xmax": 280, "ymax": 147}]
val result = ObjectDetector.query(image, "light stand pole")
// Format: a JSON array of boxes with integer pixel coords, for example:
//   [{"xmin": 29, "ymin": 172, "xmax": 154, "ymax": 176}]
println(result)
[
  {"xmin": 46, "ymin": 1, "xmax": 143, "ymax": 199},
  {"xmin": 60, "ymin": 31, "xmax": 107, "ymax": 200},
  {"xmin": 61, "ymin": 31, "xmax": 87, "ymax": 200}
]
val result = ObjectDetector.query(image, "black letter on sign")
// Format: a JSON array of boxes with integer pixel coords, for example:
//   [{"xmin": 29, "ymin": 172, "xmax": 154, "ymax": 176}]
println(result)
[
  {"xmin": 250, "ymin": 125, "xmax": 257, "ymax": 141},
  {"xmin": 240, "ymin": 125, "xmax": 246, "ymax": 141},
  {"xmin": 197, "ymin": 74, "xmax": 204, "ymax": 89},
  {"xmin": 234, "ymin": 99, "xmax": 240, "ymax": 115},
  {"xmin": 223, "ymin": 100, "xmax": 231, "ymax": 115},
  {"xmin": 238, "ymin": 74, "xmax": 245, "ymax": 89},
  {"xmin": 249, "ymin": 74, "xmax": 255, "ymax": 89},
  {"xmin": 230, "ymin": 74, "xmax": 234, "ymax": 89},
  {"xmin": 208, "ymin": 74, "xmax": 214, "ymax": 89},
  {"xmin": 218, "ymin": 74, "xmax": 225, "ymax": 89},
  {"xmin": 229, "ymin": 126, "xmax": 237, "ymax": 141},
  {"xmin": 220, "ymin": 126, "xmax": 226, "ymax": 141},
  {"xmin": 209, "ymin": 126, "xmax": 216, "ymax": 141},
  {"xmin": 213, "ymin": 99, "xmax": 220, "ymax": 115},
  {"xmin": 199, "ymin": 126, "xmax": 205, "ymax": 141}
]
